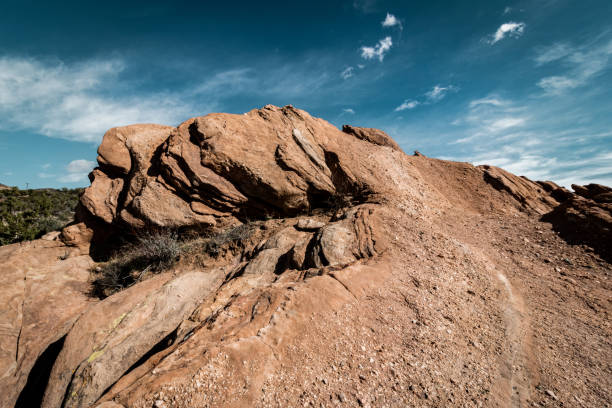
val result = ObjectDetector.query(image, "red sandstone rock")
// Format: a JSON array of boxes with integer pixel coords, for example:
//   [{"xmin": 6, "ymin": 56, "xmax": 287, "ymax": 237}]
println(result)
[{"xmin": 1, "ymin": 105, "xmax": 610, "ymax": 408}]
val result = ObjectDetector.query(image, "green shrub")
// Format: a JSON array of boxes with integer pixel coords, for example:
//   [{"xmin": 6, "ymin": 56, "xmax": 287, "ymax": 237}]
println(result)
[{"xmin": 0, "ymin": 187, "xmax": 82, "ymax": 246}]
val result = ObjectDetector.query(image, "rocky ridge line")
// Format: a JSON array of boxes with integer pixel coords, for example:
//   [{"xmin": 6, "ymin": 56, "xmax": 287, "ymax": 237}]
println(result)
[{"xmin": 0, "ymin": 105, "xmax": 609, "ymax": 408}]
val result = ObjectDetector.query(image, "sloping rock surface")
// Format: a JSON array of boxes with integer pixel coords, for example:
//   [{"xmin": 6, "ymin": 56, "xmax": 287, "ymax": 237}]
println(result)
[
  {"xmin": 0, "ymin": 105, "xmax": 610, "ymax": 408},
  {"xmin": 0, "ymin": 239, "xmax": 93, "ymax": 408}
]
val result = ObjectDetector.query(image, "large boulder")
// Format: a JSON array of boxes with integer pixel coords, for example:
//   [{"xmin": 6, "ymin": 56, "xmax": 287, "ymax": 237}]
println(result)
[{"xmin": 73, "ymin": 105, "xmax": 398, "ymax": 236}]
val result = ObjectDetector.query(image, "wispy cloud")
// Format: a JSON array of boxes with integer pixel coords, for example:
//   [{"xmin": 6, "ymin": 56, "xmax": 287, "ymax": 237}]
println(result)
[
  {"xmin": 0, "ymin": 55, "xmax": 347, "ymax": 143},
  {"xmin": 451, "ymin": 95, "xmax": 527, "ymax": 143},
  {"xmin": 343, "ymin": 108, "xmax": 355, "ymax": 114},
  {"xmin": 488, "ymin": 117, "xmax": 526, "ymax": 132},
  {"xmin": 394, "ymin": 100, "xmax": 419, "ymax": 111},
  {"xmin": 469, "ymin": 97, "xmax": 505, "ymax": 107},
  {"xmin": 353, "ymin": 0, "xmax": 378, "ymax": 14},
  {"xmin": 193, "ymin": 68, "xmax": 254, "ymax": 95},
  {"xmin": 534, "ymin": 43, "xmax": 572, "ymax": 65},
  {"xmin": 425, "ymin": 85, "xmax": 457, "ymax": 102},
  {"xmin": 361, "ymin": 36, "xmax": 393, "ymax": 62},
  {"xmin": 58, "ymin": 159, "xmax": 95, "ymax": 183},
  {"xmin": 537, "ymin": 76, "xmax": 580, "ymax": 94},
  {"xmin": 489, "ymin": 22, "xmax": 526, "ymax": 44},
  {"xmin": 393, "ymin": 84, "xmax": 457, "ymax": 113},
  {"xmin": 341, "ymin": 66, "xmax": 354, "ymax": 80},
  {"xmin": 503, "ymin": 6, "xmax": 512, "ymax": 15},
  {"xmin": 382, "ymin": 13, "xmax": 402, "ymax": 29},
  {"xmin": 444, "ymin": 94, "xmax": 612, "ymax": 186},
  {"xmin": 535, "ymin": 38, "xmax": 612, "ymax": 94},
  {"xmin": 0, "ymin": 57, "xmax": 199, "ymax": 143}
]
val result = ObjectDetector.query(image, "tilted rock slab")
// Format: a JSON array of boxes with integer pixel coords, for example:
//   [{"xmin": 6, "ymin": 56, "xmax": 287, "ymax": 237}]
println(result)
[{"xmin": 0, "ymin": 239, "xmax": 93, "ymax": 408}]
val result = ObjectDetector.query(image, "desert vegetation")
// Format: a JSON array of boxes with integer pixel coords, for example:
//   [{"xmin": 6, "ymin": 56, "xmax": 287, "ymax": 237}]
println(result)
[
  {"xmin": 90, "ymin": 223, "xmax": 257, "ymax": 298},
  {"xmin": 0, "ymin": 187, "xmax": 82, "ymax": 245}
]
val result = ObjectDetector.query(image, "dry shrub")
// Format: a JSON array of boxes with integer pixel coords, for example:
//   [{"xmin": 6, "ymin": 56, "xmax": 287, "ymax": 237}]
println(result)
[
  {"xmin": 90, "ymin": 223, "xmax": 258, "ymax": 298},
  {"xmin": 90, "ymin": 230, "xmax": 181, "ymax": 298}
]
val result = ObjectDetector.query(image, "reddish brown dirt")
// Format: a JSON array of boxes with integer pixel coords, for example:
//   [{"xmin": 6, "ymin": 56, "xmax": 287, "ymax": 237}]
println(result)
[{"xmin": 109, "ymin": 158, "xmax": 610, "ymax": 408}]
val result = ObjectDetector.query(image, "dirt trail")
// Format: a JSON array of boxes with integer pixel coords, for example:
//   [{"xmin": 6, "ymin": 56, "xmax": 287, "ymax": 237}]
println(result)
[{"xmin": 494, "ymin": 268, "xmax": 532, "ymax": 407}]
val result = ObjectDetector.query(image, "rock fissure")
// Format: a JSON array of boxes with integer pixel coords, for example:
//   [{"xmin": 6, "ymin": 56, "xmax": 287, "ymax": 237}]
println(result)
[{"xmin": 15, "ymin": 335, "xmax": 66, "ymax": 408}]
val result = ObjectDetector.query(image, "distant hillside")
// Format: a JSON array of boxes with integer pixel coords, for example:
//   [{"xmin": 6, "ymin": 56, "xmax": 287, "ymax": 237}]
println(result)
[{"xmin": 0, "ymin": 187, "xmax": 83, "ymax": 245}]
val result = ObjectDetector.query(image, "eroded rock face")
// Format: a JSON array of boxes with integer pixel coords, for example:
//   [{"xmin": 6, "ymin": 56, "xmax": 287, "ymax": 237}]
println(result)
[
  {"xmin": 73, "ymin": 105, "xmax": 394, "ymax": 238},
  {"xmin": 2, "ymin": 105, "xmax": 611, "ymax": 408},
  {"xmin": 479, "ymin": 165, "xmax": 559, "ymax": 214},
  {"xmin": 542, "ymin": 183, "xmax": 612, "ymax": 261}
]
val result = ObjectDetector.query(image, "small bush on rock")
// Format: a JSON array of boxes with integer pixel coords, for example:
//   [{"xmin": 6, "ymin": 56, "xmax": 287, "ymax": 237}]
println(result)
[
  {"xmin": 90, "ymin": 230, "xmax": 182, "ymax": 298},
  {"xmin": 90, "ymin": 223, "xmax": 259, "ymax": 298}
]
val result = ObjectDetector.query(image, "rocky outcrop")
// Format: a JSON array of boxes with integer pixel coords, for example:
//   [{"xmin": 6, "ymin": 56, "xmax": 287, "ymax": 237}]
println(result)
[
  {"xmin": 341, "ymin": 125, "xmax": 403, "ymax": 152},
  {"xmin": 479, "ymin": 165, "xmax": 559, "ymax": 214},
  {"xmin": 542, "ymin": 183, "xmax": 612, "ymax": 261},
  {"xmin": 72, "ymin": 105, "xmax": 395, "ymax": 240},
  {"xmin": 1, "ymin": 105, "xmax": 611, "ymax": 408}
]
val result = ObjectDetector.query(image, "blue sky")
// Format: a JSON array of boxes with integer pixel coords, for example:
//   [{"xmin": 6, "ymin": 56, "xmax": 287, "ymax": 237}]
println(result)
[{"xmin": 1, "ymin": 0, "xmax": 611, "ymax": 188}]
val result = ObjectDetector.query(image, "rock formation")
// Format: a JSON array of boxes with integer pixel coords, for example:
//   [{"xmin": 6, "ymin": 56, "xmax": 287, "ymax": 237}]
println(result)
[
  {"xmin": 542, "ymin": 183, "xmax": 612, "ymax": 261},
  {"xmin": 0, "ymin": 105, "xmax": 610, "ymax": 408}
]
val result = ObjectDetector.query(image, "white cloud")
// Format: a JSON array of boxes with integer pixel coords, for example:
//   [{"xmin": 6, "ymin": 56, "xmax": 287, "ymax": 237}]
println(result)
[
  {"xmin": 343, "ymin": 108, "xmax": 355, "ymax": 114},
  {"xmin": 451, "ymin": 95, "xmax": 528, "ymax": 144},
  {"xmin": 394, "ymin": 85, "xmax": 457, "ymax": 112},
  {"xmin": 357, "ymin": 64, "xmax": 365, "ymax": 69},
  {"xmin": 0, "ymin": 57, "xmax": 198, "ymax": 143},
  {"xmin": 66, "ymin": 159, "xmax": 95, "ymax": 174},
  {"xmin": 58, "ymin": 159, "xmax": 95, "ymax": 183},
  {"xmin": 488, "ymin": 117, "xmax": 526, "ymax": 131},
  {"xmin": 489, "ymin": 22, "xmax": 526, "ymax": 44},
  {"xmin": 537, "ymin": 76, "xmax": 580, "ymax": 94},
  {"xmin": 425, "ymin": 85, "xmax": 457, "ymax": 102},
  {"xmin": 361, "ymin": 36, "xmax": 393, "ymax": 62},
  {"xmin": 442, "ymin": 92, "xmax": 612, "ymax": 187},
  {"xmin": 534, "ymin": 38, "xmax": 612, "ymax": 94},
  {"xmin": 394, "ymin": 100, "xmax": 419, "ymax": 111},
  {"xmin": 382, "ymin": 13, "xmax": 401, "ymax": 29},
  {"xmin": 503, "ymin": 6, "xmax": 512, "ymax": 14},
  {"xmin": 0, "ymin": 53, "xmax": 372, "ymax": 145},
  {"xmin": 534, "ymin": 43, "xmax": 572, "ymax": 66},
  {"xmin": 41, "ymin": 163, "xmax": 52, "ymax": 169},
  {"xmin": 341, "ymin": 66, "xmax": 354, "ymax": 80},
  {"xmin": 193, "ymin": 68, "xmax": 253, "ymax": 95},
  {"xmin": 469, "ymin": 97, "xmax": 505, "ymax": 107}
]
